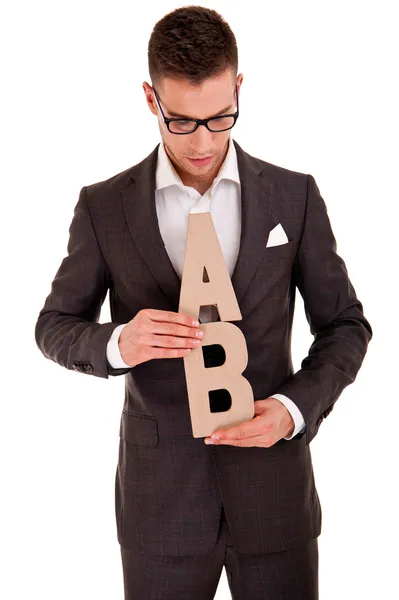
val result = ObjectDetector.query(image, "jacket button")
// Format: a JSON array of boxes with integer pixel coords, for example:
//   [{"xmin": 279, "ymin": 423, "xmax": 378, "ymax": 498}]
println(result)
[{"xmin": 85, "ymin": 364, "xmax": 94, "ymax": 374}]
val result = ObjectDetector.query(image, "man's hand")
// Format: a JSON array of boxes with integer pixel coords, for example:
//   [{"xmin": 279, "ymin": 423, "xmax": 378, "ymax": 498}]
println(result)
[
  {"xmin": 118, "ymin": 309, "xmax": 203, "ymax": 367},
  {"xmin": 204, "ymin": 397, "xmax": 295, "ymax": 447}
]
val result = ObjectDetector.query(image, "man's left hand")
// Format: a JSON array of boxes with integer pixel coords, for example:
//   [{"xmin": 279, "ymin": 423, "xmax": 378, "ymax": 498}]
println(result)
[{"xmin": 204, "ymin": 397, "xmax": 295, "ymax": 447}]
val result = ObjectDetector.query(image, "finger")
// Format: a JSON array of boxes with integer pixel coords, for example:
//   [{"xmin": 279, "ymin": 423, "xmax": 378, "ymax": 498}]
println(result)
[
  {"xmin": 254, "ymin": 398, "xmax": 274, "ymax": 414},
  {"xmin": 212, "ymin": 416, "xmax": 266, "ymax": 440},
  {"xmin": 148, "ymin": 347, "xmax": 193, "ymax": 360},
  {"xmin": 254, "ymin": 400, "xmax": 267, "ymax": 414},
  {"xmin": 152, "ymin": 322, "xmax": 204, "ymax": 340},
  {"xmin": 211, "ymin": 434, "xmax": 266, "ymax": 447},
  {"xmin": 146, "ymin": 311, "xmax": 203, "ymax": 340},
  {"xmin": 148, "ymin": 332, "xmax": 202, "ymax": 349},
  {"xmin": 145, "ymin": 309, "xmax": 200, "ymax": 328}
]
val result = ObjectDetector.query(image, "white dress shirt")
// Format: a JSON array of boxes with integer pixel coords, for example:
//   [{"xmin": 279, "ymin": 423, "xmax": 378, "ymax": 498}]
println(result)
[{"xmin": 106, "ymin": 137, "xmax": 306, "ymax": 440}]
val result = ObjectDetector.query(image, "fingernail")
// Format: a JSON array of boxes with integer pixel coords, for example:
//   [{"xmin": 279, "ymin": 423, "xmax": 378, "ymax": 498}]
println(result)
[{"xmin": 204, "ymin": 438, "xmax": 214, "ymax": 444}]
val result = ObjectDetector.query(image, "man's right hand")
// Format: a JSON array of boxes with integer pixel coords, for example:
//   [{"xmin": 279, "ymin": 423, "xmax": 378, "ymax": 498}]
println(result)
[{"xmin": 118, "ymin": 309, "xmax": 204, "ymax": 367}]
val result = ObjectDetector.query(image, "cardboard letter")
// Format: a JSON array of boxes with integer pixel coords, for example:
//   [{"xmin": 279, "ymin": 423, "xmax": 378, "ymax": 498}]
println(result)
[{"xmin": 178, "ymin": 213, "xmax": 254, "ymax": 438}]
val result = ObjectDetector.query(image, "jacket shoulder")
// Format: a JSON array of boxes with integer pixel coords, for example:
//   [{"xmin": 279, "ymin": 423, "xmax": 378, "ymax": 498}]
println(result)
[
  {"xmin": 84, "ymin": 164, "xmax": 135, "ymax": 198},
  {"xmin": 253, "ymin": 154, "xmax": 308, "ymax": 193},
  {"xmin": 234, "ymin": 138, "xmax": 308, "ymax": 193},
  {"xmin": 83, "ymin": 144, "xmax": 158, "ymax": 200}
]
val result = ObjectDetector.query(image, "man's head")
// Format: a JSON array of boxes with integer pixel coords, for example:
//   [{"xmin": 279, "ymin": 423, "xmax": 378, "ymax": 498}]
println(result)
[{"xmin": 143, "ymin": 6, "xmax": 243, "ymax": 189}]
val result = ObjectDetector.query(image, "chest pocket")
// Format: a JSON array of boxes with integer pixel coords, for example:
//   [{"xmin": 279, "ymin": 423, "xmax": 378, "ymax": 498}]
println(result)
[{"xmin": 262, "ymin": 238, "xmax": 296, "ymax": 263}]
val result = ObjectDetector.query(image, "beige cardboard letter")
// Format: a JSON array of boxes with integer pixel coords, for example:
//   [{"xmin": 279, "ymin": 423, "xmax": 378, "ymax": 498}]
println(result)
[{"xmin": 178, "ymin": 213, "xmax": 254, "ymax": 438}]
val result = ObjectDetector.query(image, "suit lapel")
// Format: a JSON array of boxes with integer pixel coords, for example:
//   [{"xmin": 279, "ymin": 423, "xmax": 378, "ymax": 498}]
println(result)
[
  {"xmin": 121, "ymin": 143, "xmax": 181, "ymax": 307},
  {"xmin": 230, "ymin": 139, "xmax": 275, "ymax": 306},
  {"xmin": 121, "ymin": 138, "xmax": 275, "ymax": 311}
]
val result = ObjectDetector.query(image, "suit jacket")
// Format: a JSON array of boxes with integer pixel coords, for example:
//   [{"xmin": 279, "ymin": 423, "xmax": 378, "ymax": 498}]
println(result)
[{"xmin": 34, "ymin": 138, "xmax": 373, "ymax": 556}]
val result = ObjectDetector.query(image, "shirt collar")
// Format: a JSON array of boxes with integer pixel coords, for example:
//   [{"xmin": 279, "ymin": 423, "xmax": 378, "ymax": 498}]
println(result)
[{"xmin": 155, "ymin": 136, "xmax": 241, "ymax": 192}]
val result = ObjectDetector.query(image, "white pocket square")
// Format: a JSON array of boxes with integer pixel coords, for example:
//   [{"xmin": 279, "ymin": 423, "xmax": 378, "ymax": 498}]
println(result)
[{"xmin": 266, "ymin": 223, "xmax": 289, "ymax": 247}]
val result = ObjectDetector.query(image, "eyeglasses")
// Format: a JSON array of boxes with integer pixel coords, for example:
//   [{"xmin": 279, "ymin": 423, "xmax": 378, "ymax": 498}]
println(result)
[{"xmin": 152, "ymin": 84, "xmax": 239, "ymax": 135}]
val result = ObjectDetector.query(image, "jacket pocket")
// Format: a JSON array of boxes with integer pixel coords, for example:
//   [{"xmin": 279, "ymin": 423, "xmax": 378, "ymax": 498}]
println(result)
[
  {"xmin": 263, "ymin": 238, "xmax": 295, "ymax": 262},
  {"xmin": 119, "ymin": 409, "xmax": 159, "ymax": 448}
]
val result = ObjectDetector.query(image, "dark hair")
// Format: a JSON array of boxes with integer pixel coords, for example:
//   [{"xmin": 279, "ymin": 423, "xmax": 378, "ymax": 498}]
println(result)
[{"xmin": 148, "ymin": 6, "xmax": 238, "ymax": 91}]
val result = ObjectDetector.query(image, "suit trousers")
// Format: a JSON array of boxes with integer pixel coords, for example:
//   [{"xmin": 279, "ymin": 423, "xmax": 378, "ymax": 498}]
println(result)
[{"xmin": 119, "ymin": 505, "xmax": 319, "ymax": 599}]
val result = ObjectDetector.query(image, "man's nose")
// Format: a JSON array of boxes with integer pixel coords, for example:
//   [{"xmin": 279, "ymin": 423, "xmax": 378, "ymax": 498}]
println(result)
[{"xmin": 189, "ymin": 123, "xmax": 214, "ymax": 148}]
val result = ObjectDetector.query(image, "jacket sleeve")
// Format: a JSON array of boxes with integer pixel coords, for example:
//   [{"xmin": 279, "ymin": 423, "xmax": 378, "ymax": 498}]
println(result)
[
  {"xmin": 274, "ymin": 174, "xmax": 373, "ymax": 445},
  {"xmin": 34, "ymin": 185, "xmax": 132, "ymax": 379}
]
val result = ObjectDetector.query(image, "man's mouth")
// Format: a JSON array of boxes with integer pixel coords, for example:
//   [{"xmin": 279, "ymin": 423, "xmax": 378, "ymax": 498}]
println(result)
[{"xmin": 188, "ymin": 156, "xmax": 213, "ymax": 166}]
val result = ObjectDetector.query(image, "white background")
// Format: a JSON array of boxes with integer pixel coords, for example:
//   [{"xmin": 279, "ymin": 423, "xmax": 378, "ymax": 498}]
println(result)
[{"xmin": 1, "ymin": 1, "xmax": 397, "ymax": 598}]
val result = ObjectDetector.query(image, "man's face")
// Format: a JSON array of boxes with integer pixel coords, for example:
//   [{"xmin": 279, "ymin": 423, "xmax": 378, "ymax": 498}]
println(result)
[{"xmin": 144, "ymin": 69, "xmax": 242, "ymax": 186}]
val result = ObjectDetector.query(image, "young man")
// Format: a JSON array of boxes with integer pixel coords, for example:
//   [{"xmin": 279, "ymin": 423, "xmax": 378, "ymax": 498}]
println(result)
[{"xmin": 35, "ymin": 6, "xmax": 372, "ymax": 599}]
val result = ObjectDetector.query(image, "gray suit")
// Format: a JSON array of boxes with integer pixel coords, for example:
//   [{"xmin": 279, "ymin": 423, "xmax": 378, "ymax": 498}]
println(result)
[{"xmin": 35, "ymin": 139, "xmax": 372, "ymax": 561}]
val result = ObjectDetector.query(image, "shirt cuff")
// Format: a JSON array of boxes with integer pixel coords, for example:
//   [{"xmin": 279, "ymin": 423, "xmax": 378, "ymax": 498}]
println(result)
[
  {"xmin": 271, "ymin": 393, "xmax": 306, "ymax": 440},
  {"xmin": 106, "ymin": 323, "xmax": 130, "ymax": 368}
]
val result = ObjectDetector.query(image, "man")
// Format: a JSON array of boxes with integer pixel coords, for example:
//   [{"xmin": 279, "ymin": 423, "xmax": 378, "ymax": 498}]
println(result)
[{"xmin": 34, "ymin": 6, "xmax": 373, "ymax": 599}]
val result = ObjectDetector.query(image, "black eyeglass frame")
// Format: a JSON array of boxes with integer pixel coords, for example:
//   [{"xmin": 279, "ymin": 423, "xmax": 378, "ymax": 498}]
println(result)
[{"xmin": 152, "ymin": 84, "xmax": 239, "ymax": 135}]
